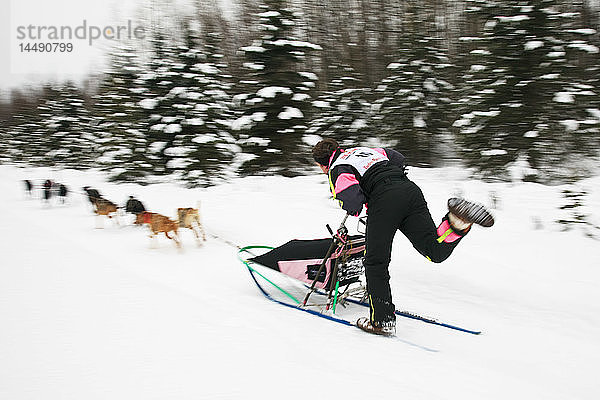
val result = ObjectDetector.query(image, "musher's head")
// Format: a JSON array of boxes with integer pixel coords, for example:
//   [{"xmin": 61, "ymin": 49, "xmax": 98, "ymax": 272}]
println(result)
[{"xmin": 312, "ymin": 138, "xmax": 339, "ymax": 171}]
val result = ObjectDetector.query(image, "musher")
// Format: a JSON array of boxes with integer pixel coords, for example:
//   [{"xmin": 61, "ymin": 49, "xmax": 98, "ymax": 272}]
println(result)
[{"xmin": 312, "ymin": 138, "xmax": 494, "ymax": 336}]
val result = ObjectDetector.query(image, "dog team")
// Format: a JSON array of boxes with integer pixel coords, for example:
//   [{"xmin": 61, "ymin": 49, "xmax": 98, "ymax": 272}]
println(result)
[
  {"xmin": 83, "ymin": 186, "xmax": 206, "ymax": 248},
  {"xmin": 23, "ymin": 179, "xmax": 205, "ymax": 249},
  {"xmin": 23, "ymin": 179, "xmax": 69, "ymax": 204}
]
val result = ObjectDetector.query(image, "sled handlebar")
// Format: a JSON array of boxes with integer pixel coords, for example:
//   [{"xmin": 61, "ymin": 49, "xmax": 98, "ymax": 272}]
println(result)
[
  {"xmin": 303, "ymin": 213, "xmax": 351, "ymax": 306},
  {"xmin": 327, "ymin": 213, "xmax": 349, "ymax": 237}
]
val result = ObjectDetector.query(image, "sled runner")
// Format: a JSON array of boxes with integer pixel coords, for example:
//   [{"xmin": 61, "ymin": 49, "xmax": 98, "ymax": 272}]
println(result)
[{"xmin": 239, "ymin": 215, "xmax": 481, "ymax": 335}]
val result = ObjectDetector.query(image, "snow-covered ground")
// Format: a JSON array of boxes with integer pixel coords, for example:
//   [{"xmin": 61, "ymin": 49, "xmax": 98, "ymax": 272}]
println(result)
[{"xmin": 1, "ymin": 164, "xmax": 599, "ymax": 399}]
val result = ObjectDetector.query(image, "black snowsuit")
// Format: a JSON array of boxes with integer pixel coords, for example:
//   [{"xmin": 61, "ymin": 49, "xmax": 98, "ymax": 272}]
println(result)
[{"xmin": 327, "ymin": 147, "xmax": 466, "ymax": 323}]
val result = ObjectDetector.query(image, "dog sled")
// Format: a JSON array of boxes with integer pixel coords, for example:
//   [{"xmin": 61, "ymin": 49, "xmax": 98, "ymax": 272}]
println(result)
[
  {"xmin": 239, "ymin": 215, "xmax": 481, "ymax": 334},
  {"xmin": 244, "ymin": 214, "xmax": 366, "ymax": 314}
]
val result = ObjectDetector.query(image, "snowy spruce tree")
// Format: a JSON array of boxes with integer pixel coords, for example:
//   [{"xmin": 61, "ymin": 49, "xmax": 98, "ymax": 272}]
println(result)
[
  {"xmin": 134, "ymin": 30, "xmax": 184, "ymax": 180},
  {"xmin": 0, "ymin": 122, "xmax": 7, "ymax": 164},
  {"xmin": 372, "ymin": 4, "xmax": 454, "ymax": 167},
  {"xmin": 232, "ymin": 0, "xmax": 321, "ymax": 176},
  {"xmin": 0, "ymin": 100, "xmax": 13, "ymax": 163},
  {"xmin": 93, "ymin": 45, "xmax": 150, "ymax": 182},
  {"xmin": 34, "ymin": 82, "xmax": 95, "ymax": 169},
  {"xmin": 95, "ymin": 13, "xmax": 237, "ymax": 187},
  {"xmin": 1, "ymin": 90, "xmax": 44, "ymax": 164},
  {"xmin": 159, "ymin": 20, "xmax": 236, "ymax": 187},
  {"xmin": 306, "ymin": 64, "xmax": 374, "ymax": 147},
  {"xmin": 455, "ymin": 0, "xmax": 600, "ymax": 181}
]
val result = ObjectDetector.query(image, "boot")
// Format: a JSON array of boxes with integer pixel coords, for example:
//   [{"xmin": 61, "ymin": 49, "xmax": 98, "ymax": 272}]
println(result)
[
  {"xmin": 356, "ymin": 317, "xmax": 396, "ymax": 336},
  {"xmin": 448, "ymin": 212, "xmax": 472, "ymax": 235},
  {"xmin": 448, "ymin": 198, "xmax": 495, "ymax": 228}
]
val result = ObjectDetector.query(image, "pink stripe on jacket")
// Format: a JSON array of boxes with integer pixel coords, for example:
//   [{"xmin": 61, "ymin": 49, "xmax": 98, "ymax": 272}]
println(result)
[{"xmin": 334, "ymin": 173, "xmax": 360, "ymax": 194}]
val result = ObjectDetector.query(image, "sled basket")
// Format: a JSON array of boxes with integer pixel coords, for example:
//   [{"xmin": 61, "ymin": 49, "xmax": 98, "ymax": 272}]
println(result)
[{"xmin": 249, "ymin": 235, "xmax": 366, "ymax": 290}]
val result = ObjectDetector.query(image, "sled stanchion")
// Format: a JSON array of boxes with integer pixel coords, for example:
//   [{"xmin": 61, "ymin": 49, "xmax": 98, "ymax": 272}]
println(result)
[
  {"xmin": 332, "ymin": 281, "xmax": 340, "ymax": 314},
  {"xmin": 302, "ymin": 238, "xmax": 337, "ymax": 306},
  {"xmin": 327, "ymin": 246, "xmax": 345, "ymax": 310},
  {"xmin": 302, "ymin": 214, "xmax": 349, "ymax": 306},
  {"xmin": 326, "ymin": 257, "xmax": 338, "ymax": 309}
]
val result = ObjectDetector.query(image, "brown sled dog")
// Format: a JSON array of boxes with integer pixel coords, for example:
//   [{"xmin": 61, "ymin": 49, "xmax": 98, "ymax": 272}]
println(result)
[
  {"xmin": 95, "ymin": 198, "xmax": 118, "ymax": 216},
  {"xmin": 177, "ymin": 207, "xmax": 206, "ymax": 244},
  {"xmin": 137, "ymin": 211, "xmax": 181, "ymax": 248},
  {"xmin": 94, "ymin": 198, "xmax": 120, "ymax": 227}
]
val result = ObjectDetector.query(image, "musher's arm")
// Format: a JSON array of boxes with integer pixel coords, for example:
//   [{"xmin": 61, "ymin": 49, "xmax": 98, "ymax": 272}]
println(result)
[
  {"xmin": 328, "ymin": 164, "xmax": 366, "ymax": 216},
  {"xmin": 383, "ymin": 148, "xmax": 405, "ymax": 168}
]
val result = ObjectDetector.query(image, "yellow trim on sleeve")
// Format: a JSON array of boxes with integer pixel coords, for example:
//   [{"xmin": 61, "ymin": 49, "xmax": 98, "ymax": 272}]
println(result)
[
  {"xmin": 437, "ymin": 228, "xmax": 453, "ymax": 243},
  {"xmin": 327, "ymin": 170, "xmax": 336, "ymax": 199},
  {"xmin": 328, "ymin": 169, "xmax": 345, "ymax": 209}
]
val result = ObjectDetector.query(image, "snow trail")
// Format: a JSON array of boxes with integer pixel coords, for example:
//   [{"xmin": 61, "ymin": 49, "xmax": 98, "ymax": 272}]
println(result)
[{"xmin": 1, "ymin": 165, "xmax": 599, "ymax": 399}]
